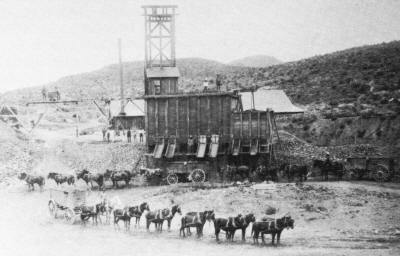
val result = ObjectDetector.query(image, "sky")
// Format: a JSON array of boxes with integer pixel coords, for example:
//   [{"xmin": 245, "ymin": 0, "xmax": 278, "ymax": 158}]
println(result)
[{"xmin": 0, "ymin": 0, "xmax": 399, "ymax": 93}]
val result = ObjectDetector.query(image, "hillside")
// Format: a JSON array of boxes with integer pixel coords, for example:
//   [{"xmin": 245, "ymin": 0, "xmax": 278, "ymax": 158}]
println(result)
[
  {"xmin": 236, "ymin": 41, "xmax": 400, "ymax": 115},
  {"xmin": 1, "ymin": 58, "xmax": 244, "ymax": 103},
  {"xmin": 1, "ymin": 41, "xmax": 400, "ymax": 151},
  {"xmin": 228, "ymin": 55, "xmax": 282, "ymax": 67}
]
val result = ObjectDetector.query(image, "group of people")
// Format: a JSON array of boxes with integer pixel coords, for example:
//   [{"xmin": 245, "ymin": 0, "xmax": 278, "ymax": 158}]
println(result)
[{"xmin": 102, "ymin": 127, "xmax": 144, "ymax": 143}]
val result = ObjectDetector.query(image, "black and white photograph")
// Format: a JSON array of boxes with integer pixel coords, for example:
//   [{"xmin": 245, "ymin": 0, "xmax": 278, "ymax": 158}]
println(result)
[{"xmin": 0, "ymin": 1, "xmax": 399, "ymax": 255}]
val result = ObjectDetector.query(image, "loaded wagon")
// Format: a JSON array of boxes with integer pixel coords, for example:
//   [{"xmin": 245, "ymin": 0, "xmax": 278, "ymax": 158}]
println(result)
[
  {"xmin": 48, "ymin": 188, "xmax": 88, "ymax": 224},
  {"xmin": 345, "ymin": 157, "xmax": 397, "ymax": 182}
]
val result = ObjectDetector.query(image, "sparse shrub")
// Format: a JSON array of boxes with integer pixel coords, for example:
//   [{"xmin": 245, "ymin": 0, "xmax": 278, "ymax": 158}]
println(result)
[
  {"xmin": 350, "ymin": 80, "xmax": 369, "ymax": 93},
  {"xmin": 357, "ymin": 130, "xmax": 366, "ymax": 138},
  {"xmin": 329, "ymin": 100, "xmax": 339, "ymax": 107}
]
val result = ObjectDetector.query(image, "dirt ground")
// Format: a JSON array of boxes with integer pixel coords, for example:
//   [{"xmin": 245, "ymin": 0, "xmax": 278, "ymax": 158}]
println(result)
[
  {"xmin": 1, "ymin": 180, "xmax": 400, "ymax": 256},
  {"xmin": 1, "ymin": 126, "xmax": 400, "ymax": 256}
]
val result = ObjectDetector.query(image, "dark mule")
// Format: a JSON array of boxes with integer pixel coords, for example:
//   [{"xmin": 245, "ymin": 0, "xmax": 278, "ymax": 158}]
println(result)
[
  {"xmin": 130, "ymin": 202, "xmax": 150, "ymax": 227},
  {"xmin": 179, "ymin": 210, "xmax": 214, "ymax": 237},
  {"xmin": 254, "ymin": 164, "xmax": 278, "ymax": 182},
  {"xmin": 226, "ymin": 213, "xmax": 256, "ymax": 241},
  {"xmin": 76, "ymin": 169, "xmax": 104, "ymax": 189},
  {"xmin": 282, "ymin": 164, "xmax": 309, "ymax": 182},
  {"xmin": 145, "ymin": 205, "xmax": 181, "ymax": 232},
  {"xmin": 105, "ymin": 170, "xmax": 133, "ymax": 188},
  {"xmin": 113, "ymin": 207, "xmax": 139, "ymax": 230},
  {"xmin": 252, "ymin": 215, "xmax": 294, "ymax": 245},
  {"xmin": 213, "ymin": 213, "xmax": 256, "ymax": 242},
  {"xmin": 18, "ymin": 173, "xmax": 45, "ymax": 191},
  {"xmin": 313, "ymin": 160, "xmax": 344, "ymax": 181},
  {"xmin": 47, "ymin": 172, "xmax": 75, "ymax": 186},
  {"xmin": 80, "ymin": 204, "xmax": 103, "ymax": 225}
]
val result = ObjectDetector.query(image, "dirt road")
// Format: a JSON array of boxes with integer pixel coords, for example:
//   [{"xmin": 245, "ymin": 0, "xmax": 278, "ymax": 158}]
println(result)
[{"xmin": 1, "ymin": 181, "xmax": 399, "ymax": 256}]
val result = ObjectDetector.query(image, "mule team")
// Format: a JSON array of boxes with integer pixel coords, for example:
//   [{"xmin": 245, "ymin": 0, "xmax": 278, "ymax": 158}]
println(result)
[
  {"xmin": 18, "ymin": 155, "xmax": 345, "ymax": 191},
  {"xmin": 17, "ymin": 169, "xmax": 134, "ymax": 190},
  {"xmin": 76, "ymin": 198, "xmax": 294, "ymax": 245}
]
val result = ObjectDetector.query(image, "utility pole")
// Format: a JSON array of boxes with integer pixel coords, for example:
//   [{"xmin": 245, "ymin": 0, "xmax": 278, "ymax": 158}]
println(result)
[{"xmin": 118, "ymin": 38, "xmax": 126, "ymax": 116}]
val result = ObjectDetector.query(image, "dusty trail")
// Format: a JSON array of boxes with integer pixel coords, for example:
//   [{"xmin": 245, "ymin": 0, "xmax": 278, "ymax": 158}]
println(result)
[{"xmin": 1, "ymin": 183, "xmax": 399, "ymax": 256}]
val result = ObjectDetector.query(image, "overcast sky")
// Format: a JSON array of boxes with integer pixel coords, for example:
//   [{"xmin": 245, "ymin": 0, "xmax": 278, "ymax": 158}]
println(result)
[{"xmin": 0, "ymin": 0, "xmax": 399, "ymax": 93}]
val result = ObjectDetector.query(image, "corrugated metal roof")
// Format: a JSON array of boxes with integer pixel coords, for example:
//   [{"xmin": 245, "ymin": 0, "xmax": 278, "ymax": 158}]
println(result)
[
  {"xmin": 146, "ymin": 67, "xmax": 180, "ymax": 78},
  {"xmin": 109, "ymin": 99, "xmax": 145, "ymax": 117},
  {"xmin": 240, "ymin": 89, "xmax": 304, "ymax": 114}
]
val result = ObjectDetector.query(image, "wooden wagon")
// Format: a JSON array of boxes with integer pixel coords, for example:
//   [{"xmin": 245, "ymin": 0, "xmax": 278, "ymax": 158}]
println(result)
[
  {"xmin": 48, "ymin": 188, "xmax": 88, "ymax": 224},
  {"xmin": 345, "ymin": 157, "xmax": 396, "ymax": 182}
]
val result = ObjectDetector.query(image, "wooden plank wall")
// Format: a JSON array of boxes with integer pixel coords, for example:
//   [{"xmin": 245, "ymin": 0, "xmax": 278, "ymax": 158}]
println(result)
[
  {"xmin": 146, "ymin": 95, "xmax": 234, "ymax": 145},
  {"xmin": 232, "ymin": 111, "xmax": 269, "ymax": 139}
]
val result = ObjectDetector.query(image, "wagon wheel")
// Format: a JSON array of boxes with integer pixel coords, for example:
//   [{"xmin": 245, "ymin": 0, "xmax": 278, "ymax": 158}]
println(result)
[
  {"xmin": 167, "ymin": 173, "xmax": 179, "ymax": 185},
  {"xmin": 64, "ymin": 208, "xmax": 76, "ymax": 224},
  {"xmin": 48, "ymin": 200, "xmax": 57, "ymax": 218},
  {"xmin": 190, "ymin": 169, "xmax": 206, "ymax": 183},
  {"xmin": 372, "ymin": 165, "xmax": 390, "ymax": 182}
]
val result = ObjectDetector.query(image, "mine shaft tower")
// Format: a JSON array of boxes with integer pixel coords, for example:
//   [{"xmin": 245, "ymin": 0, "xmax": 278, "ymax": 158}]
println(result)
[{"xmin": 143, "ymin": 5, "xmax": 177, "ymax": 68}]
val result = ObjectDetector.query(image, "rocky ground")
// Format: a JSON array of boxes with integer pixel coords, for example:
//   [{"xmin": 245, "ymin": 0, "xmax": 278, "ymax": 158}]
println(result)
[{"xmin": 1, "ymin": 121, "xmax": 400, "ymax": 255}]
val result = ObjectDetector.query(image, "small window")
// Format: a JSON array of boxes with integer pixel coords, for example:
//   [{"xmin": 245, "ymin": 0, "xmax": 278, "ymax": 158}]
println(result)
[{"xmin": 153, "ymin": 80, "xmax": 161, "ymax": 94}]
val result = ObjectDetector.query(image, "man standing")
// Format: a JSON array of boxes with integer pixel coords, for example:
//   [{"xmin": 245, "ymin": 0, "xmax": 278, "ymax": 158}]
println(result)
[
  {"xmin": 106, "ymin": 131, "xmax": 110, "ymax": 143},
  {"xmin": 139, "ymin": 131, "xmax": 143, "ymax": 143},
  {"xmin": 102, "ymin": 128, "xmax": 107, "ymax": 141},
  {"xmin": 41, "ymin": 87, "xmax": 47, "ymax": 101},
  {"xmin": 133, "ymin": 131, "xmax": 137, "ymax": 142},
  {"xmin": 127, "ymin": 129, "xmax": 131, "ymax": 143}
]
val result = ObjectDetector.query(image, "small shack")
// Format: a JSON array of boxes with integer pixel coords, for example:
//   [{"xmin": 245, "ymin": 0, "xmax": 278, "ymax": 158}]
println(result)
[{"xmin": 109, "ymin": 99, "xmax": 145, "ymax": 130}]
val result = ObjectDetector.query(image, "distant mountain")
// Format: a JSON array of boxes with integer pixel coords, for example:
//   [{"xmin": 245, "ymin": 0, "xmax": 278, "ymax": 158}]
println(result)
[{"xmin": 228, "ymin": 55, "xmax": 282, "ymax": 67}]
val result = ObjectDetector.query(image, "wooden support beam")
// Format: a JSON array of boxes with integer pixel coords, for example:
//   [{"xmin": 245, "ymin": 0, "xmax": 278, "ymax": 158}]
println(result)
[
  {"xmin": 26, "ymin": 100, "xmax": 79, "ymax": 106},
  {"xmin": 175, "ymin": 98, "xmax": 179, "ymax": 137},
  {"xmin": 197, "ymin": 97, "xmax": 200, "ymax": 135},
  {"xmin": 165, "ymin": 99, "xmax": 168, "ymax": 136},
  {"xmin": 207, "ymin": 96, "xmax": 210, "ymax": 134},
  {"xmin": 186, "ymin": 99, "xmax": 190, "ymax": 137},
  {"xmin": 155, "ymin": 100, "xmax": 158, "ymax": 137},
  {"xmin": 257, "ymin": 112, "xmax": 260, "ymax": 138},
  {"xmin": 249, "ymin": 111, "xmax": 252, "ymax": 138}
]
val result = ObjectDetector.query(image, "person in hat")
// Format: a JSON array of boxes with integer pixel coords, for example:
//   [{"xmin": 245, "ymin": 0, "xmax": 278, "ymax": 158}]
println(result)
[
  {"xmin": 127, "ymin": 129, "xmax": 131, "ymax": 143},
  {"xmin": 324, "ymin": 152, "xmax": 331, "ymax": 167}
]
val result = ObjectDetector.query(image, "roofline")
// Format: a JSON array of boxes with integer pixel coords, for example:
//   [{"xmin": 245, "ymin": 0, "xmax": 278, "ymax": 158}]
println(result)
[{"xmin": 142, "ymin": 91, "xmax": 239, "ymax": 99}]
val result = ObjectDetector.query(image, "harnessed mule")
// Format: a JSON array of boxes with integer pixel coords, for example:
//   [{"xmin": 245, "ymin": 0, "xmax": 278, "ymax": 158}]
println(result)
[
  {"xmin": 251, "ymin": 215, "xmax": 294, "ymax": 245},
  {"xmin": 213, "ymin": 213, "xmax": 256, "ymax": 242},
  {"xmin": 282, "ymin": 164, "xmax": 309, "ymax": 182},
  {"xmin": 18, "ymin": 173, "xmax": 45, "ymax": 191},
  {"xmin": 80, "ymin": 204, "xmax": 103, "ymax": 225},
  {"xmin": 145, "ymin": 205, "xmax": 181, "ymax": 232},
  {"xmin": 104, "ymin": 170, "xmax": 133, "ymax": 188},
  {"xmin": 47, "ymin": 172, "xmax": 75, "ymax": 186},
  {"xmin": 227, "ymin": 213, "xmax": 256, "ymax": 241},
  {"xmin": 130, "ymin": 202, "xmax": 150, "ymax": 227},
  {"xmin": 113, "ymin": 207, "xmax": 137, "ymax": 230},
  {"xmin": 179, "ymin": 210, "xmax": 214, "ymax": 237},
  {"xmin": 76, "ymin": 169, "xmax": 104, "ymax": 189},
  {"xmin": 312, "ymin": 159, "xmax": 344, "ymax": 181}
]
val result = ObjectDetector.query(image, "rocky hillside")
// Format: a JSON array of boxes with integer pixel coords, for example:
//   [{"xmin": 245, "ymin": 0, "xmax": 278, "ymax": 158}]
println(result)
[
  {"xmin": 1, "ymin": 58, "xmax": 244, "ymax": 103},
  {"xmin": 228, "ymin": 55, "xmax": 282, "ymax": 67},
  {"xmin": 1, "ymin": 41, "xmax": 400, "ymax": 152}
]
